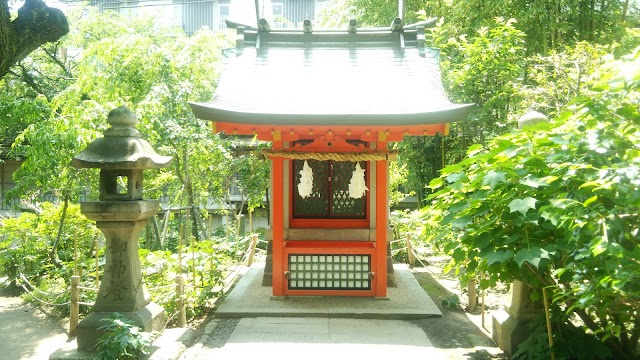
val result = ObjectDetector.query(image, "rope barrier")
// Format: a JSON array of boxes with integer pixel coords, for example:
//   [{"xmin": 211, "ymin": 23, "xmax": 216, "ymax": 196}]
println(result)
[
  {"xmin": 262, "ymin": 150, "xmax": 399, "ymax": 161},
  {"xmin": 147, "ymin": 283, "xmax": 177, "ymax": 292},
  {"xmin": 182, "ymin": 283, "xmax": 207, "ymax": 289},
  {"xmin": 77, "ymin": 285, "xmax": 99, "ymax": 292},
  {"xmin": 19, "ymin": 273, "xmax": 69, "ymax": 297},
  {"xmin": 64, "ymin": 230, "xmax": 257, "ymax": 334},
  {"xmin": 18, "ymin": 283, "xmax": 70, "ymax": 307}
]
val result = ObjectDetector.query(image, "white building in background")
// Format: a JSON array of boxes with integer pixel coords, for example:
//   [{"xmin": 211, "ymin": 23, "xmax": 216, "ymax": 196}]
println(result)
[{"xmin": 69, "ymin": 0, "xmax": 329, "ymax": 34}]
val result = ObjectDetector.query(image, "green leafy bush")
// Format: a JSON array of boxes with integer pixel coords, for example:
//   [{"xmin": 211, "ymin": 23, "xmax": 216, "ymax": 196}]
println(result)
[
  {"xmin": 139, "ymin": 241, "xmax": 225, "ymax": 321},
  {"xmin": 389, "ymin": 209, "xmax": 426, "ymax": 263},
  {"xmin": 95, "ymin": 313, "xmax": 152, "ymax": 360},
  {"xmin": 0, "ymin": 203, "xmax": 99, "ymax": 313},
  {"xmin": 513, "ymin": 313, "xmax": 612, "ymax": 360},
  {"xmin": 441, "ymin": 294, "xmax": 462, "ymax": 310},
  {"xmin": 426, "ymin": 48, "xmax": 640, "ymax": 358}
]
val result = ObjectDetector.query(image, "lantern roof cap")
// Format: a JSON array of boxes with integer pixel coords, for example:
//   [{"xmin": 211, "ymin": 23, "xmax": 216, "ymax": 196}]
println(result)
[
  {"xmin": 518, "ymin": 110, "xmax": 549, "ymax": 128},
  {"xmin": 72, "ymin": 106, "xmax": 172, "ymax": 170}
]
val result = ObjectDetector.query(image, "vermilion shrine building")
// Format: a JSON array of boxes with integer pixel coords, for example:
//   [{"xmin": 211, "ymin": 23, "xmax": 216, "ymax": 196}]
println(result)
[{"xmin": 190, "ymin": 18, "xmax": 473, "ymax": 297}]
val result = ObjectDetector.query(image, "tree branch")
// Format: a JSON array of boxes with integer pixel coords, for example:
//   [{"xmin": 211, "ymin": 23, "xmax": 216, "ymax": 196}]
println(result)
[
  {"xmin": 10, "ymin": 65, "xmax": 46, "ymax": 96},
  {"xmin": 42, "ymin": 44, "xmax": 72, "ymax": 78},
  {"xmin": 0, "ymin": 0, "xmax": 69, "ymax": 79}
]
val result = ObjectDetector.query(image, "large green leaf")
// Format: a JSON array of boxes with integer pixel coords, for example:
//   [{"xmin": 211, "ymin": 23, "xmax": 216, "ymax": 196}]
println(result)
[
  {"xmin": 486, "ymin": 249, "xmax": 515, "ymax": 265},
  {"xmin": 508, "ymin": 197, "xmax": 537, "ymax": 216},
  {"xmin": 446, "ymin": 172, "xmax": 466, "ymax": 183},
  {"xmin": 519, "ymin": 176, "xmax": 550, "ymax": 188},
  {"xmin": 514, "ymin": 247, "xmax": 550, "ymax": 268},
  {"xmin": 482, "ymin": 170, "xmax": 507, "ymax": 188},
  {"xmin": 451, "ymin": 215, "xmax": 474, "ymax": 229}
]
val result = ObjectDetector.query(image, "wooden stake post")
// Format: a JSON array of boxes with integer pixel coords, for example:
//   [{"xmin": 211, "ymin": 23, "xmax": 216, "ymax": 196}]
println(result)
[
  {"xmin": 175, "ymin": 274, "xmax": 187, "ymax": 328},
  {"xmin": 405, "ymin": 233, "xmax": 415, "ymax": 267},
  {"xmin": 468, "ymin": 278, "xmax": 477, "ymax": 312},
  {"xmin": 70, "ymin": 275, "xmax": 80, "ymax": 337},
  {"xmin": 247, "ymin": 233, "xmax": 258, "ymax": 267}
]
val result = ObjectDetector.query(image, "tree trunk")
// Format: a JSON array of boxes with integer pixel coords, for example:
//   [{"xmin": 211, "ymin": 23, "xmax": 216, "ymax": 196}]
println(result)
[
  {"xmin": 0, "ymin": 0, "xmax": 69, "ymax": 80},
  {"xmin": 622, "ymin": 0, "xmax": 630, "ymax": 18},
  {"xmin": 175, "ymin": 149, "xmax": 201, "ymax": 243},
  {"xmin": 49, "ymin": 195, "xmax": 69, "ymax": 269}
]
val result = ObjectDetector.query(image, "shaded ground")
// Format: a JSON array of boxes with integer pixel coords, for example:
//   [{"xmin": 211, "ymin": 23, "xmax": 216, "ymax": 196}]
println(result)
[
  {"xmin": 411, "ymin": 257, "xmax": 509, "ymax": 359},
  {"xmin": 0, "ymin": 278, "xmax": 71, "ymax": 360}
]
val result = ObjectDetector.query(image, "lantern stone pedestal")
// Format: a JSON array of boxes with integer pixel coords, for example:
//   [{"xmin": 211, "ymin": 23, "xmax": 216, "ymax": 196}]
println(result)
[
  {"xmin": 492, "ymin": 281, "xmax": 542, "ymax": 354},
  {"xmin": 75, "ymin": 200, "xmax": 166, "ymax": 352}
]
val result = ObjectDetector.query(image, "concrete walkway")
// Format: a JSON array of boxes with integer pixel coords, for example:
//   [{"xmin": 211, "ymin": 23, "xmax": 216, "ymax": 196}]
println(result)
[
  {"xmin": 181, "ymin": 317, "xmax": 446, "ymax": 360},
  {"xmin": 0, "ymin": 280, "xmax": 70, "ymax": 360},
  {"xmin": 179, "ymin": 263, "xmax": 447, "ymax": 360}
]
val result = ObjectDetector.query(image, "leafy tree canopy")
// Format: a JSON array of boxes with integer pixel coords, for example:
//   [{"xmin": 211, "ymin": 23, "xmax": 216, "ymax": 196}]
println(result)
[
  {"xmin": 4, "ymin": 7, "xmax": 234, "ymax": 207},
  {"xmin": 426, "ymin": 47, "xmax": 640, "ymax": 358}
]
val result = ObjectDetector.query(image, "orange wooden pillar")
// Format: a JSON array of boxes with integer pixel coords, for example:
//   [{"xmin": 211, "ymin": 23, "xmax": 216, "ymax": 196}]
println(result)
[
  {"xmin": 271, "ymin": 139, "xmax": 285, "ymax": 296},
  {"xmin": 375, "ymin": 140, "xmax": 388, "ymax": 297}
]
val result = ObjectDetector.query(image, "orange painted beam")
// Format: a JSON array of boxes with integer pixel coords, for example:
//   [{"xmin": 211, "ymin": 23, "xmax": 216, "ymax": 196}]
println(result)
[
  {"xmin": 289, "ymin": 219, "xmax": 368, "ymax": 229},
  {"xmin": 284, "ymin": 241, "xmax": 375, "ymax": 249},
  {"xmin": 375, "ymin": 141, "xmax": 388, "ymax": 297},
  {"xmin": 212, "ymin": 122, "xmax": 448, "ymax": 141},
  {"xmin": 271, "ymin": 141, "xmax": 285, "ymax": 296}
]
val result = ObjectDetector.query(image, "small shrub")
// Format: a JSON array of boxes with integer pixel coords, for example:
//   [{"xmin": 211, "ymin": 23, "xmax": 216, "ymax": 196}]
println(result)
[
  {"xmin": 441, "ymin": 294, "xmax": 462, "ymax": 310},
  {"xmin": 513, "ymin": 314, "xmax": 612, "ymax": 360},
  {"xmin": 95, "ymin": 313, "xmax": 153, "ymax": 360}
]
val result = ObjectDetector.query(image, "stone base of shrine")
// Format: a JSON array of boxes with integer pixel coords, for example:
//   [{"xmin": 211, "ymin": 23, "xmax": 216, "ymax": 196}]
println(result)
[
  {"xmin": 75, "ymin": 302, "xmax": 165, "ymax": 352},
  {"xmin": 220, "ymin": 263, "xmax": 441, "ymax": 319}
]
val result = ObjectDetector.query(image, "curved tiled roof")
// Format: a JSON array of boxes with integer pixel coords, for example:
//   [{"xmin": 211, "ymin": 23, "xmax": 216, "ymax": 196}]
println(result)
[{"xmin": 190, "ymin": 23, "xmax": 473, "ymax": 127}]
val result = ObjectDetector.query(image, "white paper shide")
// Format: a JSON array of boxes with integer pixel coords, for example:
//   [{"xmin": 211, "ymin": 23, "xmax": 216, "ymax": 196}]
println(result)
[
  {"xmin": 297, "ymin": 160, "xmax": 314, "ymax": 198},
  {"xmin": 348, "ymin": 162, "xmax": 368, "ymax": 199}
]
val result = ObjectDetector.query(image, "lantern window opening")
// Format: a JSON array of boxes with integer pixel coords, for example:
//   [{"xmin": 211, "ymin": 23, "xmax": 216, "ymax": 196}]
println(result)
[{"xmin": 116, "ymin": 175, "xmax": 129, "ymax": 195}]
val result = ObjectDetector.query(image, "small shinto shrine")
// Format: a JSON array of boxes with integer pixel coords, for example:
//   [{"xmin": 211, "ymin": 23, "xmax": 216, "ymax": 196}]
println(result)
[{"xmin": 190, "ymin": 18, "xmax": 473, "ymax": 297}]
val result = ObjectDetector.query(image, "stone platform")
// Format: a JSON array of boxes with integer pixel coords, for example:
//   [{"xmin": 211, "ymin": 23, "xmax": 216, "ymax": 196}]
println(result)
[{"xmin": 216, "ymin": 263, "xmax": 442, "ymax": 319}]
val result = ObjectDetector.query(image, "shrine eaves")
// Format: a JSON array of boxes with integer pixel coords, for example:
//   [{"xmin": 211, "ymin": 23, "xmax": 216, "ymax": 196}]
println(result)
[{"xmin": 189, "ymin": 18, "xmax": 474, "ymax": 142}]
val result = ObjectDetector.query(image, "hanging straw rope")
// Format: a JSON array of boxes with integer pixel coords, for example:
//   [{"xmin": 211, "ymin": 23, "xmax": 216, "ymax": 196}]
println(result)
[{"xmin": 261, "ymin": 150, "xmax": 398, "ymax": 161}]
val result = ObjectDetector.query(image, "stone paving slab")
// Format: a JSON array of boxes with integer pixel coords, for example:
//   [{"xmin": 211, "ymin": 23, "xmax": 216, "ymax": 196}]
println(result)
[
  {"xmin": 183, "ymin": 317, "xmax": 445, "ymax": 360},
  {"xmin": 216, "ymin": 263, "xmax": 442, "ymax": 319}
]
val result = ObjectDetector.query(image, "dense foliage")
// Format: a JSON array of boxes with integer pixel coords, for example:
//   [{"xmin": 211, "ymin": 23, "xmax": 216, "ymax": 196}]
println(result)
[
  {"xmin": 425, "ymin": 49, "xmax": 640, "ymax": 358},
  {"xmin": 321, "ymin": 0, "xmax": 633, "ymax": 54},
  {"xmin": 0, "ymin": 7, "xmax": 270, "ymax": 322},
  {"xmin": 0, "ymin": 203, "xmax": 98, "ymax": 284}
]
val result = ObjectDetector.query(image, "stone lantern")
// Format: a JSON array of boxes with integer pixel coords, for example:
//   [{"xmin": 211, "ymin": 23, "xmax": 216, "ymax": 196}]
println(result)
[
  {"xmin": 492, "ymin": 110, "xmax": 549, "ymax": 354},
  {"xmin": 71, "ymin": 106, "xmax": 172, "ymax": 352}
]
